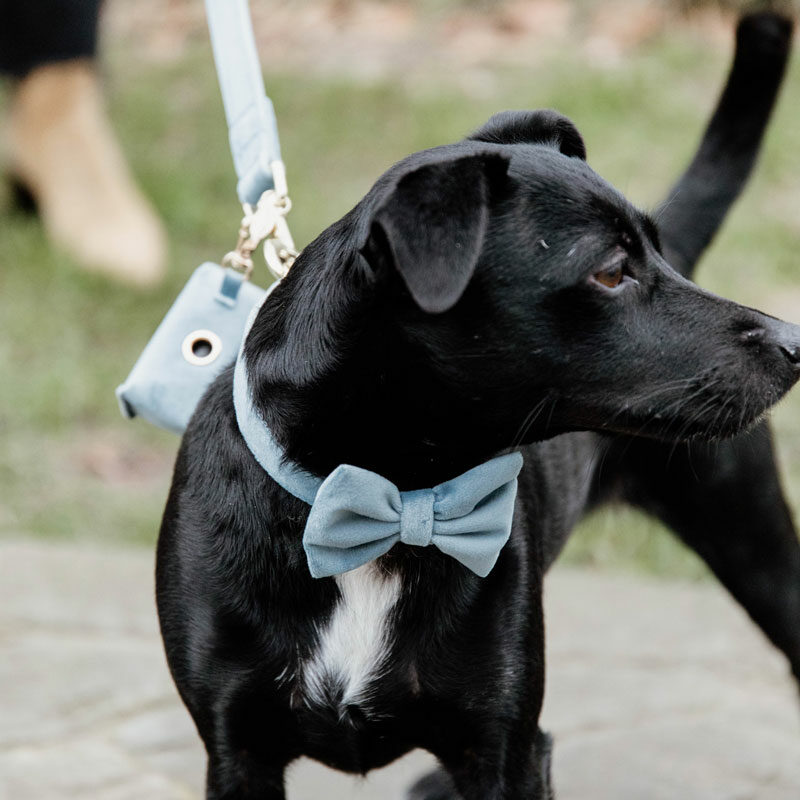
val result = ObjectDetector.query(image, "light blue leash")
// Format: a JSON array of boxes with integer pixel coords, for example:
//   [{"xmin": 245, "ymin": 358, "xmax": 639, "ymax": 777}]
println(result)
[
  {"xmin": 205, "ymin": 0, "xmax": 297, "ymax": 280},
  {"xmin": 204, "ymin": 0, "xmax": 282, "ymax": 205}
]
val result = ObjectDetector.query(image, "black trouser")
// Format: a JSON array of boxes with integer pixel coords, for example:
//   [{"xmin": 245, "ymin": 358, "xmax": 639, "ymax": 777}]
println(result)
[{"xmin": 0, "ymin": 0, "xmax": 102, "ymax": 77}]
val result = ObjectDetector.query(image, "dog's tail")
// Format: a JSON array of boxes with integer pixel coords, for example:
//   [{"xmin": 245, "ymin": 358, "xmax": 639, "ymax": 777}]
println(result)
[{"xmin": 656, "ymin": 11, "xmax": 793, "ymax": 278}]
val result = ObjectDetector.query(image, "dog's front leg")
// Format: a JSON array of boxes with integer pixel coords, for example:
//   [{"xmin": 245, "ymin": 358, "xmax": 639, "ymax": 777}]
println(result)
[
  {"xmin": 205, "ymin": 745, "xmax": 288, "ymax": 800},
  {"xmin": 409, "ymin": 729, "xmax": 553, "ymax": 800},
  {"xmin": 198, "ymin": 679, "xmax": 295, "ymax": 800},
  {"xmin": 409, "ymin": 559, "xmax": 553, "ymax": 800},
  {"xmin": 439, "ymin": 727, "xmax": 553, "ymax": 800},
  {"xmin": 410, "ymin": 740, "xmax": 552, "ymax": 800}
]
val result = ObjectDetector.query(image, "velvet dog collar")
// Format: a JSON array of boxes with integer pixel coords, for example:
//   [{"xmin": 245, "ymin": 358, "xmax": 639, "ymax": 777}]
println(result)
[{"xmin": 233, "ymin": 295, "xmax": 523, "ymax": 579}]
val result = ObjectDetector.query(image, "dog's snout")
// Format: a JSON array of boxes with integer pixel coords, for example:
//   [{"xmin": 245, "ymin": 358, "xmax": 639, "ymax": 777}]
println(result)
[{"xmin": 740, "ymin": 326, "xmax": 766, "ymax": 344}]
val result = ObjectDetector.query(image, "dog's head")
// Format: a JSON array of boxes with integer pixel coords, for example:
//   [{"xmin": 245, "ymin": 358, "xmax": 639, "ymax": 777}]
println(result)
[{"xmin": 247, "ymin": 110, "xmax": 800, "ymax": 481}]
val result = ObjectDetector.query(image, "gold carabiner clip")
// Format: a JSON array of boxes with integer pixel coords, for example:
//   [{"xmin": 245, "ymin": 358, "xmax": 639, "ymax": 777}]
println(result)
[{"xmin": 221, "ymin": 161, "xmax": 299, "ymax": 281}]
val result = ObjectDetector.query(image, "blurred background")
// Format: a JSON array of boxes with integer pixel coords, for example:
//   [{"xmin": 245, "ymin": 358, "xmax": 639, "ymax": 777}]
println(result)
[
  {"xmin": 1, "ymin": 0, "xmax": 799, "ymax": 577},
  {"xmin": 2, "ymin": 1, "xmax": 800, "ymax": 797}
]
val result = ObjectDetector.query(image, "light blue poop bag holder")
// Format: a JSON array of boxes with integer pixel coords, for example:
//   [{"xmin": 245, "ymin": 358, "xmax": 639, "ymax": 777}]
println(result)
[{"xmin": 116, "ymin": 0, "xmax": 296, "ymax": 433}]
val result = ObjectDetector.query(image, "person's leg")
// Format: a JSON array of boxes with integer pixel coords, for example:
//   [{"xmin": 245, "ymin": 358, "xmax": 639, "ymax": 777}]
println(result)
[
  {"xmin": 2, "ymin": 0, "xmax": 167, "ymax": 287},
  {"xmin": 0, "ymin": 0, "xmax": 102, "ymax": 77}
]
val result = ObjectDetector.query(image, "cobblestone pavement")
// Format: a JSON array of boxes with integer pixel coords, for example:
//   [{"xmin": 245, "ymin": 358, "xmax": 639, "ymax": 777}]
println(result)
[{"xmin": 1, "ymin": 539, "xmax": 798, "ymax": 799}]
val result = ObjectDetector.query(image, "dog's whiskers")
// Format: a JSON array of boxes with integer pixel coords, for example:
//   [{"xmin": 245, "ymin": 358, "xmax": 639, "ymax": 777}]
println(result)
[{"xmin": 510, "ymin": 396, "xmax": 551, "ymax": 450}]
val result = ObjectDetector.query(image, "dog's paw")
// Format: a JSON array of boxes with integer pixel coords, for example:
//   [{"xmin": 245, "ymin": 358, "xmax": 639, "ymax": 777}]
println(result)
[{"xmin": 406, "ymin": 768, "xmax": 462, "ymax": 800}]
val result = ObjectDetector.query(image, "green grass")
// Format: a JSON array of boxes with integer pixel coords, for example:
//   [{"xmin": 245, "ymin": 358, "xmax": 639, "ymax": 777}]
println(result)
[{"xmin": 2, "ymin": 30, "xmax": 800, "ymax": 577}]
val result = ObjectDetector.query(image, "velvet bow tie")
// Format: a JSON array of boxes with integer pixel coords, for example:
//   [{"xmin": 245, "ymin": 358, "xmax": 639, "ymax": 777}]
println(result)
[
  {"xmin": 302, "ymin": 453, "xmax": 522, "ymax": 578},
  {"xmin": 233, "ymin": 298, "xmax": 524, "ymax": 579}
]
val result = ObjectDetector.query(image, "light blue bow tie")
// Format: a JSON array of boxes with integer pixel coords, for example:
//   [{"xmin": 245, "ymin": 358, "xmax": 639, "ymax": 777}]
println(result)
[
  {"xmin": 302, "ymin": 453, "xmax": 522, "ymax": 578},
  {"xmin": 233, "ymin": 297, "xmax": 524, "ymax": 579}
]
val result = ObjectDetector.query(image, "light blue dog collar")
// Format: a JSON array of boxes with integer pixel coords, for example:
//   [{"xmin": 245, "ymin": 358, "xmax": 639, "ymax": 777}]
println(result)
[{"xmin": 233, "ymin": 296, "xmax": 524, "ymax": 579}]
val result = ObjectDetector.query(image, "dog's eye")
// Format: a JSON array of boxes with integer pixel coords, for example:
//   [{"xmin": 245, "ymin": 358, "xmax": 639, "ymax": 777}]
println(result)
[
  {"xmin": 592, "ymin": 264, "xmax": 624, "ymax": 289},
  {"xmin": 587, "ymin": 249, "xmax": 635, "ymax": 293}
]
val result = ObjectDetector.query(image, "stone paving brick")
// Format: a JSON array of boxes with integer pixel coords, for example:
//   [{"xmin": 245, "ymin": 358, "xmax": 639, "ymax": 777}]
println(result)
[{"xmin": 0, "ymin": 540, "xmax": 797, "ymax": 799}]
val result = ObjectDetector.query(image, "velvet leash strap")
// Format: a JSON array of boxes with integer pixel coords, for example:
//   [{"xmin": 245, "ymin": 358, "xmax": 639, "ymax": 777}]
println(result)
[{"xmin": 204, "ymin": 0, "xmax": 283, "ymax": 206}]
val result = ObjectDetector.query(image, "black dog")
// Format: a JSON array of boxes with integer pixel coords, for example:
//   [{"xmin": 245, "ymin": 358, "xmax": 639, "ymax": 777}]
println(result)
[{"xmin": 157, "ymin": 13, "xmax": 800, "ymax": 800}]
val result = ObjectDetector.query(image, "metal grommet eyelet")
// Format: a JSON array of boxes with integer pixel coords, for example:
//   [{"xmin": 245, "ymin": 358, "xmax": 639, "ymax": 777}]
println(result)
[{"xmin": 181, "ymin": 330, "xmax": 223, "ymax": 366}]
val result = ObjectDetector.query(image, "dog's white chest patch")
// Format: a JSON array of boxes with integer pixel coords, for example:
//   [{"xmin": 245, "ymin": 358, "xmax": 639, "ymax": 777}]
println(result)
[{"xmin": 302, "ymin": 564, "xmax": 401, "ymax": 713}]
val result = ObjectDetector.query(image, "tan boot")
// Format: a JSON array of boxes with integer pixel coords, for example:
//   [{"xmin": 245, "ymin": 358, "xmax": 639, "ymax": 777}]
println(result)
[{"xmin": 6, "ymin": 60, "xmax": 167, "ymax": 287}]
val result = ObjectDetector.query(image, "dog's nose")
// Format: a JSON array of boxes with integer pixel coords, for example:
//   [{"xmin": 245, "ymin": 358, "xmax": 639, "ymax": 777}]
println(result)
[
  {"xmin": 780, "ymin": 342, "xmax": 800, "ymax": 366},
  {"xmin": 770, "ymin": 318, "xmax": 800, "ymax": 369},
  {"xmin": 757, "ymin": 318, "xmax": 800, "ymax": 371}
]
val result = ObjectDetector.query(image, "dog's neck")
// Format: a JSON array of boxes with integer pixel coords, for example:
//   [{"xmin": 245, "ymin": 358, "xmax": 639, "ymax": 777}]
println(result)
[
  {"xmin": 243, "ymin": 236, "xmax": 505, "ymax": 489},
  {"xmin": 246, "ymin": 343, "xmax": 490, "ymax": 489}
]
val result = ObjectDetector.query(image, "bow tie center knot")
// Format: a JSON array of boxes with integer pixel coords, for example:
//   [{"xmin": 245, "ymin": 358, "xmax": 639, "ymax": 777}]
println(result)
[{"xmin": 399, "ymin": 489, "xmax": 436, "ymax": 547}]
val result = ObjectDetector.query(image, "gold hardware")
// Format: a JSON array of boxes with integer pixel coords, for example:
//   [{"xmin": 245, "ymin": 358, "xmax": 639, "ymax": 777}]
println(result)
[{"xmin": 222, "ymin": 160, "xmax": 299, "ymax": 281}]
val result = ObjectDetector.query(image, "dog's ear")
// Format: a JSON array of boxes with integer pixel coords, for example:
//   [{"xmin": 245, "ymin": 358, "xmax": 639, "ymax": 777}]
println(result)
[
  {"xmin": 366, "ymin": 151, "xmax": 509, "ymax": 314},
  {"xmin": 469, "ymin": 110, "xmax": 586, "ymax": 160}
]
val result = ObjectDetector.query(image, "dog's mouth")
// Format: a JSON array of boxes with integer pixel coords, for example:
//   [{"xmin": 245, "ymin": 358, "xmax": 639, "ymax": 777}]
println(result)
[
  {"xmin": 626, "ymin": 376, "xmax": 770, "ymax": 441},
  {"xmin": 553, "ymin": 366, "xmax": 790, "ymax": 445},
  {"xmin": 638, "ymin": 403, "xmax": 770, "ymax": 443}
]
